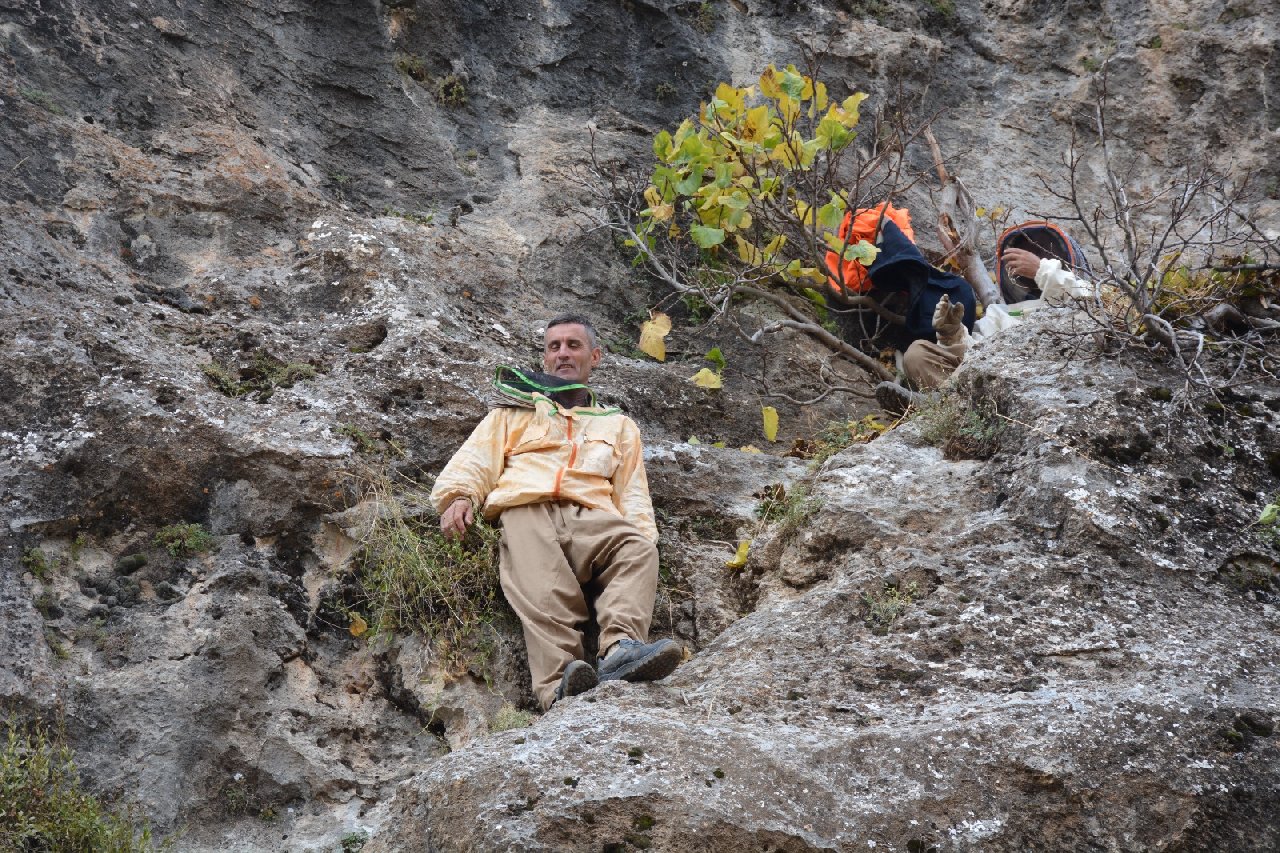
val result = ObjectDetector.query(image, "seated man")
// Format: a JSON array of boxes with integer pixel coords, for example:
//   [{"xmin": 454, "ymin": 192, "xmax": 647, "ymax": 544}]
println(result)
[
  {"xmin": 430, "ymin": 313, "xmax": 682, "ymax": 710},
  {"xmin": 877, "ymin": 231, "xmax": 1094, "ymax": 410}
]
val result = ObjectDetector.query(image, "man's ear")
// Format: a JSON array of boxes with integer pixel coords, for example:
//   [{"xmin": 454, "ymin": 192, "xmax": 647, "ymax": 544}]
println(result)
[{"xmin": 590, "ymin": 347, "xmax": 602, "ymax": 369}]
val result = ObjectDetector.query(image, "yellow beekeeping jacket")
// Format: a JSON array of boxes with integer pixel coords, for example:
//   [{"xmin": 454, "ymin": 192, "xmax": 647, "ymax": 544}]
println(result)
[{"xmin": 429, "ymin": 396, "xmax": 658, "ymax": 542}]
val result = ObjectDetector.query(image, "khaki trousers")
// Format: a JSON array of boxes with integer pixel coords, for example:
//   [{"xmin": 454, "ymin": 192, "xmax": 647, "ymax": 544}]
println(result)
[
  {"xmin": 903, "ymin": 339, "xmax": 967, "ymax": 391},
  {"xmin": 498, "ymin": 501, "xmax": 659, "ymax": 710}
]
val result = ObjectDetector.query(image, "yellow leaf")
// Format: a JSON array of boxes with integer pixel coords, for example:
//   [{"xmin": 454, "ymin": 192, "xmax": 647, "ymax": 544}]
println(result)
[
  {"xmin": 762, "ymin": 405, "xmax": 779, "ymax": 442},
  {"xmin": 740, "ymin": 444, "xmax": 762, "ymax": 454},
  {"xmin": 690, "ymin": 367, "xmax": 723, "ymax": 389},
  {"xmin": 649, "ymin": 202, "xmax": 674, "ymax": 222},
  {"xmin": 725, "ymin": 539, "xmax": 751, "ymax": 569},
  {"xmin": 759, "ymin": 65, "xmax": 782, "ymax": 99},
  {"xmin": 688, "ymin": 435, "xmax": 702, "ymax": 445},
  {"xmin": 715, "ymin": 82, "xmax": 746, "ymax": 119},
  {"xmin": 840, "ymin": 92, "xmax": 868, "ymax": 126},
  {"xmin": 735, "ymin": 235, "xmax": 764, "ymax": 266},
  {"xmin": 743, "ymin": 104, "xmax": 770, "ymax": 143},
  {"xmin": 638, "ymin": 311, "xmax": 672, "ymax": 361},
  {"xmin": 349, "ymin": 613, "xmax": 368, "ymax": 637},
  {"xmin": 644, "ymin": 186, "xmax": 662, "ymax": 208}
]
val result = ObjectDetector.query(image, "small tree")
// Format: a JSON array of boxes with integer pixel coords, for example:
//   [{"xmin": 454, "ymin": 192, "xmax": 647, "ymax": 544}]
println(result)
[
  {"xmin": 1037, "ymin": 63, "xmax": 1280, "ymax": 395},
  {"xmin": 589, "ymin": 62, "xmax": 941, "ymax": 385}
]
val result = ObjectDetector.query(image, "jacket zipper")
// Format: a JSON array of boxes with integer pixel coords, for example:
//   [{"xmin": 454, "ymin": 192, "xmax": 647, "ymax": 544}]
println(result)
[{"xmin": 552, "ymin": 416, "xmax": 575, "ymax": 498}]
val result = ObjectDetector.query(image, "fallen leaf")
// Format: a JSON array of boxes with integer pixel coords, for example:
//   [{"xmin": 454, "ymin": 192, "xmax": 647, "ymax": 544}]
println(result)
[
  {"xmin": 762, "ymin": 406, "xmax": 779, "ymax": 442},
  {"xmin": 349, "ymin": 613, "xmax": 368, "ymax": 637},
  {"xmin": 638, "ymin": 311, "xmax": 673, "ymax": 361},
  {"xmin": 739, "ymin": 444, "xmax": 762, "ymax": 454},
  {"xmin": 690, "ymin": 368, "xmax": 723, "ymax": 389}
]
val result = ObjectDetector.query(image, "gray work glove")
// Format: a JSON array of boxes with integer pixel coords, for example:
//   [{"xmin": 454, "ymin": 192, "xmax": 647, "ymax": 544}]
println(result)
[{"xmin": 932, "ymin": 294, "xmax": 972, "ymax": 350}]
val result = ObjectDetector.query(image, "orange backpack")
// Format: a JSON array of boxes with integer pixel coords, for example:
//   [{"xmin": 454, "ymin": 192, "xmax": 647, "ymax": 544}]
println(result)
[{"xmin": 824, "ymin": 203, "xmax": 914, "ymax": 296}]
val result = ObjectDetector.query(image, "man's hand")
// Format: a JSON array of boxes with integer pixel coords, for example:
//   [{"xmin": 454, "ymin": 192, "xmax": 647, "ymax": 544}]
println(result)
[
  {"xmin": 1002, "ymin": 247, "xmax": 1041, "ymax": 280},
  {"xmin": 440, "ymin": 498, "xmax": 474, "ymax": 540}
]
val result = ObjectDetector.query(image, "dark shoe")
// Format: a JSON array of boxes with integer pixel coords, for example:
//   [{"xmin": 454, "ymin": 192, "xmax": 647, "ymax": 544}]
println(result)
[
  {"xmin": 554, "ymin": 659, "xmax": 598, "ymax": 702},
  {"xmin": 597, "ymin": 638, "xmax": 683, "ymax": 683},
  {"xmin": 875, "ymin": 380, "xmax": 930, "ymax": 415}
]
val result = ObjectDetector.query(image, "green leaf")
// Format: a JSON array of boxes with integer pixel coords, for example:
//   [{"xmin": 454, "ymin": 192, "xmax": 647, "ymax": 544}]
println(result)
[
  {"xmin": 1261, "ymin": 503, "xmax": 1280, "ymax": 526},
  {"xmin": 676, "ymin": 168, "xmax": 703, "ymax": 196},
  {"xmin": 801, "ymin": 287, "xmax": 829, "ymax": 320},
  {"xmin": 779, "ymin": 69, "xmax": 805, "ymax": 100},
  {"xmin": 653, "ymin": 130, "xmax": 673, "ymax": 161},
  {"xmin": 817, "ymin": 201, "xmax": 845, "ymax": 231},
  {"xmin": 690, "ymin": 223, "xmax": 726, "ymax": 249},
  {"xmin": 714, "ymin": 162, "xmax": 734, "ymax": 188},
  {"xmin": 842, "ymin": 239, "xmax": 879, "ymax": 264},
  {"xmin": 704, "ymin": 347, "xmax": 726, "ymax": 370}
]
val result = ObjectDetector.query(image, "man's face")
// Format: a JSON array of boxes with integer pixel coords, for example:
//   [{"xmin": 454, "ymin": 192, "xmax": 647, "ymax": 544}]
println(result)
[{"xmin": 543, "ymin": 323, "xmax": 601, "ymax": 384}]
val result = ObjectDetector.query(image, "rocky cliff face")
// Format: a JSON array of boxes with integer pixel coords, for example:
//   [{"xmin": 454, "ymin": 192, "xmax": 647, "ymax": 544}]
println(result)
[{"xmin": 2, "ymin": 0, "xmax": 1277, "ymax": 850}]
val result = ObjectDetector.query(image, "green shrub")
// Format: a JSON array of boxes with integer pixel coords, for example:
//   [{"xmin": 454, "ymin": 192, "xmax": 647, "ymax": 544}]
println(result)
[
  {"xmin": 355, "ymin": 479, "xmax": 506, "ymax": 673},
  {"xmin": 153, "ymin": 523, "xmax": 214, "ymax": 558},
  {"xmin": 0, "ymin": 720, "xmax": 159, "ymax": 850}
]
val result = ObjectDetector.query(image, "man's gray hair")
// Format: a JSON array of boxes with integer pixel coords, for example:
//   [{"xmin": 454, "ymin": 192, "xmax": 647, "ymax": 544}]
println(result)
[{"xmin": 545, "ymin": 313, "xmax": 600, "ymax": 350}]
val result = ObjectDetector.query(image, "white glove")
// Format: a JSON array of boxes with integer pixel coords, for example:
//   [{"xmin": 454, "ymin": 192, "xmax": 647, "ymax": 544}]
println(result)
[{"xmin": 932, "ymin": 294, "xmax": 972, "ymax": 350}]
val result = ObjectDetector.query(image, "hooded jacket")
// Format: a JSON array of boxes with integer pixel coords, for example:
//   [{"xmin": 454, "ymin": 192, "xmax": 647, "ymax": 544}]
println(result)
[
  {"xmin": 429, "ymin": 387, "xmax": 658, "ymax": 543},
  {"xmin": 868, "ymin": 218, "xmax": 977, "ymax": 341}
]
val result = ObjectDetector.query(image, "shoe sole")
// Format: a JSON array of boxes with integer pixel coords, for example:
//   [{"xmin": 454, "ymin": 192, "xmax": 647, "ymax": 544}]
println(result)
[
  {"xmin": 599, "ymin": 640, "xmax": 683, "ymax": 683},
  {"xmin": 559, "ymin": 660, "xmax": 599, "ymax": 699}
]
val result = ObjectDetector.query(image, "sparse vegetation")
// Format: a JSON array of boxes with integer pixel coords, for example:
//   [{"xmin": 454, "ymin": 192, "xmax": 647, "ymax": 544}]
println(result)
[
  {"xmin": 202, "ymin": 353, "xmax": 317, "ymax": 402},
  {"xmin": 153, "ymin": 522, "xmax": 214, "ymax": 558},
  {"xmin": 383, "ymin": 206, "xmax": 434, "ymax": 226},
  {"xmin": 433, "ymin": 73, "xmax": 467, "ymax": 107},
  {"xmin": 755, "ymin": 483, "xmax": 823, "ymax": 538},
  {"xmin": 654, "ymin": 81, "xmax": 678, "ymax": 101},
  {"xmin": 863, "ymin": 580, "xmax": 918, "ymax": 633},
  {"xmin": 355, "ymin": 475, "xmax": 507, "ymax": 673},
  {"xmin": 341, "ymin": 830, "xmax": 370, "ymax": 853},
  {"xmin": 1257, "ymin": 496, "xmax": 1280, "ymax": 548},
  {"xmin": 393, "ymin": 53, "xmax": 467, "ymax": 106},
  {"xmin": 21, "ymin": 547, "xmax": 52, "ymax": 581},
  {"xmin": 393, "ymin": 52, "xmax": 428, "ymax": 81},
  {"xmin": 19, "ymin": 87, "xmax": 63, "ymax": 114},
  {"xmin": 915, "ymin": 394, "xmax": 1006, "ymax": 459},
  {"xmin": 0, "ymin": 719, "xmax": 159, "ymax": 850},
  {"xmin": 490, "ymin": 704, "xmax": 535, "ymax": 732},
  {"xmin": 692, "ymin": 2, "xmax": 716, "ymax": 33},
  {"xmin": 805, "ymin": 414, "xmax": 889, "ymax": 468},
  {"xmin": 925, "ymin": 0, "xmax": 955, "ymax": 18}
]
